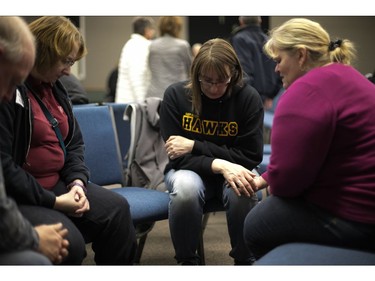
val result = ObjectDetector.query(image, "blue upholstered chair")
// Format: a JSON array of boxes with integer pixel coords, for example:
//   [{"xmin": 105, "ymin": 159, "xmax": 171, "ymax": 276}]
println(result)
[
  {"xmin": 102, "ymin": 102, "xmax": 130, "ymax": 169},
  {"xmin": 72, "ymin": 105, "xmax": 170, "ymax": 264},
  {"xmin": 258, "ymin": 110, "xmax": 274, "ymax": 174},
  {"xmin": 263, "ymin": 110, "xmax": 274, "ymax": 129},
  {"xmin": 263, "ymin": 110, "xmax": 274, "ymax": 145},
  {"xmin": 255, "ymin": 243, "xmax": 375, "ymax": 265},
  {"xmin": 258, "ymin": 144, "xmax": 271, "ymax": 174}
]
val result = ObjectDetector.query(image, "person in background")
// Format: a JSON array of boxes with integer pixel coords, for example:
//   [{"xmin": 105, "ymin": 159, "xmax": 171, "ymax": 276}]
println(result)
[
  {"xmin": 0, "ymin": 16, "xmax": 69, "ymax": 265},
  {"xmin": 243, "ymin": 18, "xmax": 375, "ymax": 260},
  {"xmin": 146, "ymin": 16, "xmax": 192, "ymax": 99},
  {"xmin": 0, "ymin": 16, "xmax": 137, "ymax": 265},
  {"xmin": 115, "ymin": 17, "xmax": 155, "ymax": 103},
  {"xmin": 59, "ymin": 73, "xmax": 89, "ymax": 105},
  {"xmin": 230, "ymin": 16, "xmax": 282, "ymax": 110},
  {"xmin": 160, "ymin": 38, "xmax": 264, "ymax": 265}
]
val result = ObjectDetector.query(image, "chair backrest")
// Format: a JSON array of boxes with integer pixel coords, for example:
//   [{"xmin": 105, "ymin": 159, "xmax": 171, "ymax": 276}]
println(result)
[
  {"xmin": 264, "ymin": 110, "xmax": 274, "ymax": 129},
  {"xmin": 102, "ymin": 103, "xmax": 131, "ymax": 169},
  {"xmin": 73, "ymin": 105, "xmax": 125, "ymax": 186}
]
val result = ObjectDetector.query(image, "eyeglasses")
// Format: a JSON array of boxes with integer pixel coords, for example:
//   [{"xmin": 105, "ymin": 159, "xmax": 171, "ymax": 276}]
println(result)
[
  {"xmin": 62, "ymin": 58, "xmax": 76, "ymax": 67},
  {"xmin": 199, "ymin": 77, "xmax": 231, "ymax": 89}
]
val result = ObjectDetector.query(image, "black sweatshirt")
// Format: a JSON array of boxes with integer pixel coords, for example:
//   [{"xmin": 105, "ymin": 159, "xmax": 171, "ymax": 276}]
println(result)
[{"xmin": 160, "ymin": 81, "xmax": 264, "ymax": 183}]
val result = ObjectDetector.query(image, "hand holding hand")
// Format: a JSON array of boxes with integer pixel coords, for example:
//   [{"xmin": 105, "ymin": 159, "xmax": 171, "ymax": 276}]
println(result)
[
  {"xmin": 212, "ymin": 159, "xmax": 257, "ymax": 197},
  {"xmin": 252, "ymin": 175, "xmax": 269, "ymax": 191}
]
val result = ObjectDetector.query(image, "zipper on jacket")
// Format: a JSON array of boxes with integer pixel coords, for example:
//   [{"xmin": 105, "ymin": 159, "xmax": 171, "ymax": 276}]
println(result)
[{"xmin": 24, "ymin": 98, "xmax": 33, "ymax": 165}]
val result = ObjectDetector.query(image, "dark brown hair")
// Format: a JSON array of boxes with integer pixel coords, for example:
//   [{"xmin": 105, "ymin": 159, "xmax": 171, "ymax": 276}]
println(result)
[{"xmin": 187, "ymin": 38, "xmax": 243, "ymax": 115}]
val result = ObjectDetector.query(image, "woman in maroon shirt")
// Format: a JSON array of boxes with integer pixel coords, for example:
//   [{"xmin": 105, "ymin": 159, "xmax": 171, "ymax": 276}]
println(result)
[
  {"xmin": 243, "ymin": 18, "xmax": 375, "ymax": 260},
  {"xmin": 0, "ymin": 17, "xmax": 136, "ymax": 265}
]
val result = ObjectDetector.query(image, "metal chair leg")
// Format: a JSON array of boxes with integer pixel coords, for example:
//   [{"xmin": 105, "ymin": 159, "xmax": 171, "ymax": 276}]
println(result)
[
  {"xmin": 133, "ymin": 222, "xmax": 155, "ymax": 264},
  {"xmin": 197, "ymin": 213, "xmax": 211, "ymax": 265}
]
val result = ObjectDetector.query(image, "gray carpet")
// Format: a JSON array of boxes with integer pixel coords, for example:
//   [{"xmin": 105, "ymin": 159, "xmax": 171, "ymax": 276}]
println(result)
[{"xmin": 83, "ymin": 211, "xmax": 233, "ymax": 265}]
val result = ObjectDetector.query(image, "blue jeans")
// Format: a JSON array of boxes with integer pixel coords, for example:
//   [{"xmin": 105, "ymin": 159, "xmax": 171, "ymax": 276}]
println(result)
[
  {"xmin": 165, "ymin": 169, "xmax": 258, "ymax": 264},
  {"xmin": 244, "ymin": 195, "xmax": 375, "ymax": 260}
]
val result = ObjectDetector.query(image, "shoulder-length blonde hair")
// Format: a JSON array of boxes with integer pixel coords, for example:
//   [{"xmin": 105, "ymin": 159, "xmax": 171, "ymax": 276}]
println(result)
[
  {"xmin": 29, "ymin": 16, "xmax": 87, "ymax": 74},
  {"xmin": 186, "ymin": 38, "xmax": 243, "ymax": 115},
  {"xmin": 158, "ymin": 16, "xmax": 182, "ymax": 38},
  {"xmin": 264, "ymin": 18, "xmax": 356, "ymax": 69}
]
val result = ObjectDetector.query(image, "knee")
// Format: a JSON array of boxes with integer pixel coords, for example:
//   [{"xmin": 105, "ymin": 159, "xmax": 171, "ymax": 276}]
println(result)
[
  {"xmin": 63, "ymin": 228, "xmax": 86, "ymax": 265},
  {"xmin": 111, "ymin": 191, "xmax": 131, "ymax": 212},
  {"xmin": 100, "ymin": 192, "xmax": 133, "ymax": 227},
  {"xmin": 169, "ymin": 170, "xmax": 203, "ymax": 202},
  {"xmin": 223, "ymin": 187, "xmax": 258, "ymax": 210}
]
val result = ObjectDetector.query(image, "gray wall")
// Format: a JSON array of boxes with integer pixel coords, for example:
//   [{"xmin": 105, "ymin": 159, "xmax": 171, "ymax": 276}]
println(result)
[
  {"xmin": 82, "ymin": 16, "xmax": 375, "ymax": 92},
  {"xmin": 24, "ymin": 16, "xmax": 375, "ymax": 92},
  {"xmin": 82, "ymin": 16, "xmax": 188, "ymax": 92}
]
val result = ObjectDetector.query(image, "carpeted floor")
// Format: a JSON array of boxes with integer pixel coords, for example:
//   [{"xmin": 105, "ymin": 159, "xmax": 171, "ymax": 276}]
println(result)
[{"xmin": 83, "ymin": 211, "xmax": 233, "ymax": 265}]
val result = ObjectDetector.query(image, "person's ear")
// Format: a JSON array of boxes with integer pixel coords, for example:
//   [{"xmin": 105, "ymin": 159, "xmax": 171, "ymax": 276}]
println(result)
[{"xmin": 297, "ymin": 47, "xmax": 308, "ymax": 69}]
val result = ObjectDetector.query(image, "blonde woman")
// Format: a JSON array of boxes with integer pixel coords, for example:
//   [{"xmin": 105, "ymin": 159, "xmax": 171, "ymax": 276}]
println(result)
[
  {"xmin": 146, "ymin": 16, "xmax": 192, "ymax": 99},
  {"xmin": 244, "ymin": 18, "xmax": 375, "ymax": 261}
]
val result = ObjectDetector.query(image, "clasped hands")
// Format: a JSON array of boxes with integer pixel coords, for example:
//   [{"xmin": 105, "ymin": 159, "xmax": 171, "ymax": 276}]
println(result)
[
  {"xmin": 212, "ymin": 159, "xmax": 268, "ymax": 197},
  {"xmin": 54, "ymin": 181, "xmax": 90, "ymax": 217}
]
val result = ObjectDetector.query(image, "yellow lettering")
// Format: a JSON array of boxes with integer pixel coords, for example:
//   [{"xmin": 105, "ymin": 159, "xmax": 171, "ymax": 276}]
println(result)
[{"xmin": 181, "ymin": 112, "xmax": 238, "ymax": 137}]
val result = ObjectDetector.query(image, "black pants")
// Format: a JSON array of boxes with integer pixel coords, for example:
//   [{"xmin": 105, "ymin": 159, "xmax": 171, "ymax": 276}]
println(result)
[
  {"xmin": 244, "ymin": 195, "xmax": 375, "ymax": 260},
  {"xmin": 19, "ymin": 181, "xmax": 137, "ymax": 265}
]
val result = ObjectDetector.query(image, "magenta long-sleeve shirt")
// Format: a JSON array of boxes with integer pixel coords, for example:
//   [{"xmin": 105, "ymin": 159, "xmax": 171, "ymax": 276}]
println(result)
[{"xmin": 263, "ymin": 63, "xmax": 375, "ymax": 224}]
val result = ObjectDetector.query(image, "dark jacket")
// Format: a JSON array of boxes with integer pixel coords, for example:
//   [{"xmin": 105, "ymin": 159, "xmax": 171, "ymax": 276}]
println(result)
[
  {"xmin": 230, "ymin": 25, "xmax": 282, "ymax": 100},
  {"xmin": 59, "ymin": 74, "xmax": 89, "ymax": 105},
  {"xmin": 0, "ymin": 79, "xmax": 89, "ymax": 208},
  {"xmin": 0, "ymin": 159, "xmax": 38, "ymax": 253},
  {"xmin": 160, "ymin": 81, "xmax": 264, "ymax": 184}
]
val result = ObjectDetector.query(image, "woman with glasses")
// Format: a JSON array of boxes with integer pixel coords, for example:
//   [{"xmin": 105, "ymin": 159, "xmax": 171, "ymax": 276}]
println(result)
[
  {"xmin": 0, "ymin": 16, "xmax": 137, "ymax": 265},
  {"xmin": 160, "ymin": 38, "xmax": 264, "ymax": 265}
]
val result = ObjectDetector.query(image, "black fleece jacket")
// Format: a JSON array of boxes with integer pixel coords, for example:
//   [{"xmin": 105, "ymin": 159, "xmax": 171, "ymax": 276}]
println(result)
[{"xmin": 0, "ymin": 78, "xmax": 89, "ymax": 208}]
